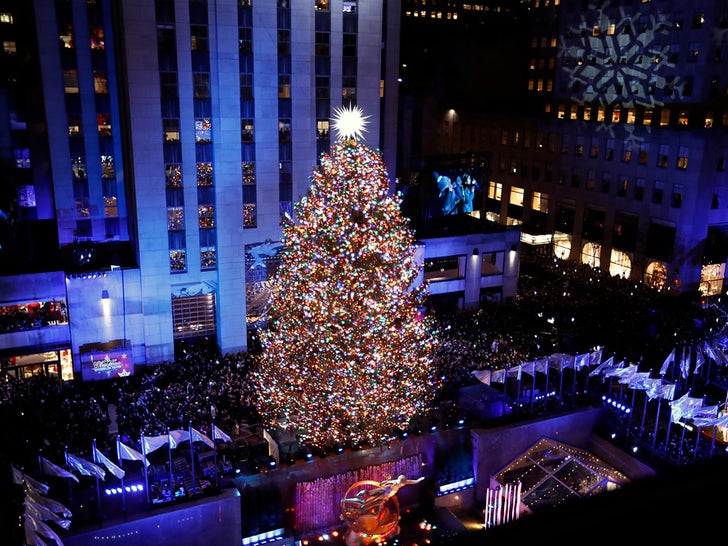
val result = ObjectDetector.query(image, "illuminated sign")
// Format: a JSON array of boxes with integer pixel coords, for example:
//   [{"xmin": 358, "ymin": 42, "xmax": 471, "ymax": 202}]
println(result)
[
  {"xmin": 8, "ymin": 351, "xmax": 58, "ymax": 366},
  {"xmin": 81, "ymin": 349, "xmax": 133, "ymax": 381}
]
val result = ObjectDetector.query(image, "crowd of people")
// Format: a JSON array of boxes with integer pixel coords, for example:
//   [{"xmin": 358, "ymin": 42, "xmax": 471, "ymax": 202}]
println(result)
[{"xmin": 2, "ymin": 253, "xmax": 728, "ymax": 537}]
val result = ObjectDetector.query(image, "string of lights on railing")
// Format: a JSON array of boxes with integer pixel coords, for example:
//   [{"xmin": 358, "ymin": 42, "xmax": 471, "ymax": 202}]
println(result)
[{"xmin": 66, "ymin": 271, "xmax": 109, "ymax": 280}]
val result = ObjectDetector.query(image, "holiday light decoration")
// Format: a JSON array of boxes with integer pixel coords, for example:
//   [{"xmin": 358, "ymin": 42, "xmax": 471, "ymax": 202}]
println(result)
[{"xmin": 253, "ymin": 108, "xmax": 440, "ymax": 449}]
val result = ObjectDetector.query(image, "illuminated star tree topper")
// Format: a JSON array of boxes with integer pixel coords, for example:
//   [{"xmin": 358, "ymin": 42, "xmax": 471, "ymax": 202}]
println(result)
[
  {"xmin": 332, "ymin": 104, "xmax": 370, "ymax": 141},
  {"xmin": 253, "ymin": 108, "xmax": 440, "ymax": 450}
]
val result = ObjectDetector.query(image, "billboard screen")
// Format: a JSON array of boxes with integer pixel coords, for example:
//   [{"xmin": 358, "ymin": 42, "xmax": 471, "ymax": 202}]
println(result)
[{"xmin": 81, "ymin": 349, "xmax": 133, "ymax": 381}]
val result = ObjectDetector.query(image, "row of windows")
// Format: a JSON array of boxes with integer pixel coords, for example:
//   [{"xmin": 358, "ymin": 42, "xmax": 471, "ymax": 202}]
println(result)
[
  {"xmin": 67, "ymin": 113, "xmax": 112, "ymax": 138},
  {"xmin": 488, "ymin": 125, "xmax": 728, "ymax": 171},
  {"xmin": 71, "ymin": 155, "xmax": 116, "ymax": 180},
  {"xmin": 423, "ymin": 252, "xmax": 505, "ymax": 283},
  {"xmin": 63, "ymin": 70, "xmax": 108, "ymax": 94},
  {"xmin": 556, "ymin": 141, "xmax": 686, "ymax": 169},
  {"xmin": 166, "ymin": 205, "xmax": 218, "ymax": 230},
  {"xmin": 59, "ymin": 24, "xmax": 105, "ymax": 51}
]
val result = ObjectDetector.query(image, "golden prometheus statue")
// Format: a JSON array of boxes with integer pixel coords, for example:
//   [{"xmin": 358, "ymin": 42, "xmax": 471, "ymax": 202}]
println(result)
[{"xmin": 340, "ymin": 475, "xmax": 424, "ymax": 545}]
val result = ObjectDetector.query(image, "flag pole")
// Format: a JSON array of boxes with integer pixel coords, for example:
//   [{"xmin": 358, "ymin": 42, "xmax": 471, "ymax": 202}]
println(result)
[
  {"xmin": 64, "ymin": 445, "xmax": 74, "ymax": 505},
  {"xmin": 211, "ymin": 420, "xmax": 219, "ymax": 490},
  {"xmin": 141, "ymin": 433, "xmax": 150, "ymax": 506},
  {"xmin": 92, "ymin": 439, "xmax": 102, "ymax": 516},
  {"xmin": 639, "ymin": 391, "xmax": 649, "ymax": 440},
  {"xmin": 678, "ymin": 419, "xmax": 687, "ymax": 464},
  {"xmin": 188, "ymin": 422, "xmax": 196, "ymax": 496},
  {"xmin": 168, "ymin": 428, "xmax": 174, "ymax": 500},
  {"xmin": 116, "ymin": 437, "xmax": 127, "ymax": 514},
  {"xmin": 628, "ymin": 386, "xmax": 637, "ymax": 432},
  {"xmin": 651, "ymin": 397, "xmax": 662, "ymax": 452},
  {"xmin": 544, "ymin": 359, "xmax": 550, "ymax": 410}
]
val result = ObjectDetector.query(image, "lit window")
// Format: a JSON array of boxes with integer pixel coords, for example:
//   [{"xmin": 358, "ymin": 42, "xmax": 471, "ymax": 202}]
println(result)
[
  {"xmin": 659, "ymin": 109, "xmax": 670, "ymax": 126},
  {"xmin": 166, "ymin": 164, "xmax": 183, "ymax": 188},
  {"xmin": 622, "ymin": 141, "xmax": 632, "ymax": 163},
  {"xmin": 201, "ymin": 248, "xmax": 216, "ymax": 269},
  {"xmin": 101, "ymin": 155, "xmax": 115, "ymax": 178},
  {"xmin": 639, "ymin": 143, "xmax": 650, "ymax": 164},
  {"xmin": 195, "ymin": 118, "xmax": 212, "ymax": 143},
  {"xmin": 68, "ymin": 115, "xmax": 82, "ymax": 137},
  {"xmin": 167, "ymin": 207, "xmax": 185, "ymax": 231},
  {"xmin": 0, "ymin": 12, "xmax": 13, "ymax": 24},
  {"xmin": 97, "ymin": 113, "xmax": 112, "ymax": 136},
  {"xmin": 14, "ymin": 148, "xmax": 30, "ymax": 169},
  {"xmin": 671, "ymin": 184, "xmax": 683, "ymax": 208},
  {"xmin": 242, "ymin": 162, "xmax": 255, "ymax": 185},
  {"xmin": 163, "ymin": 119, "xmax": 181, "ymax": 142},
  {"xmin": 197, "ymin": 162, "xmax": 213, "ymax": 186},
  {"xmin": 2, "ymin": 40, "xmax": 16, "ymax": 54},
  {"xmin": 509, "ymin": 186, "xmax": 524, "ymax": 206},
  {"xmin": 617, "ymin": 177, "xmax": 629, "ymax": 197},
  {"xmin": 104, "ymin": 196, "xmax": 118, "ymax": 217},
  {"xmin": 170, "ymin": 250, "xmax": 186, "ymax": 272},
  {"xmin": 677, "ymin": 147, "xmax": 688, "ymax": 170},
  {"xmin": 198, "ymin": 205, "xmax": 215, "ymax": 228},
  {"xmin": 59, "ymin": 24, "xmax": 74, "ymax": 48},
  {"xmin": 63, "ymin": 70, "xmax": 79, "ymax": 93},
  {"xmin": 90, "ymin": 26, "xmax": 105, "ymax": 50},
  {"xmin": 643, "ymin": 109, "xmax": 653, "ymax": 126},
  {"xmin": 244, "ymin": 203, "xmax": 256, "ymax": 228},
  {"xmin": 72, "ymin": 158, "xmax": 87, "ymax": 180},
  {"xmin": 93, "ymin": 71, "xmax": 108, "ymax": 94},
  {"xmin": 76, "ymin": 197, "xmax": 90, "ymax": 218}
]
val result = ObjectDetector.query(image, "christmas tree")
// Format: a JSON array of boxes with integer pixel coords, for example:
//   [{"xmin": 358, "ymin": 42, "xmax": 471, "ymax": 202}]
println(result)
[{"xmin": 253, "ymin": 106, "xmax": 440, "ymax": 450}]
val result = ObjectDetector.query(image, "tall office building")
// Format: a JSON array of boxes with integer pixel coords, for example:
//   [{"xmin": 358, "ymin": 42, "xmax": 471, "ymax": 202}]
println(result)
[
  {"xmin": 0, "ymin": 0, "xmax": 401, "ymax": 377},
  {"xmin": 399, "ymin": 0, "xmax": 728, "ymax": 296}
]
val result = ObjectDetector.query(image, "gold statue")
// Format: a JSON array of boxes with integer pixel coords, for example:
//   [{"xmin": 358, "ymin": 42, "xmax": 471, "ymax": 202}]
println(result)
[{"xmin": 340, "ymin": 475, "xmax": 424, "ymax": 545}]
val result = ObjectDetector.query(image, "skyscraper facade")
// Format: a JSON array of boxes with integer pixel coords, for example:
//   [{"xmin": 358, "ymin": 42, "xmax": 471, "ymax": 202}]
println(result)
[
  {"xmin": 399, "ymin": 0, "xmax": 728, "ymax": 296},
  {"xmin": 0, "ymin": 0, "xmax": 401, "ymax": 376}
]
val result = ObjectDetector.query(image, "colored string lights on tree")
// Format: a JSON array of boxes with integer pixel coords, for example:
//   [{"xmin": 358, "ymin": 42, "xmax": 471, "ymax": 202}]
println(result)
[{"xmin": 253, "ymin": 107, "xmax": 440, "ymax": 450}]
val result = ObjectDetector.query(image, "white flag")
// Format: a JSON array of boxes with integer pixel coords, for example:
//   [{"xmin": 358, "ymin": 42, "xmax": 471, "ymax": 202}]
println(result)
[
  {"xmin": 659, "ymin": 348, "xmax": 676, "ymax": 376},
  {"xmin": 12, "ymin": 467, "xmax": 50, "ymax": 495},
  {"xmin": 169, "ymin": 429, "xmax": 191, "ymax": 448},
  {"xmin": 66, "ymin": 452, "xmax": 106, "ymax": 480},
  {"xmin": 41, "ymin": 457, "xmax": 79, "ymax": 483},
  {"xmin": 94, "ymin": 447, "xmax": 125, "ymax": 479},
  {"xmin": 472, "ymin": 369, "xmax": 491, "ymax": 386},
  {"xmin": 212, "ymin": 424, "xmax": 233, "ymax": 444},
  {"xmin": 142, "ymin": 434, "xmax": 169, "ymax": 454},
  {"xmin": 118, "ymin": 440, "xmax": 150, "ymax": 467},
  {"xmin": 190, "ymin": 427, "xmax": 215, "ymax": 449}
]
